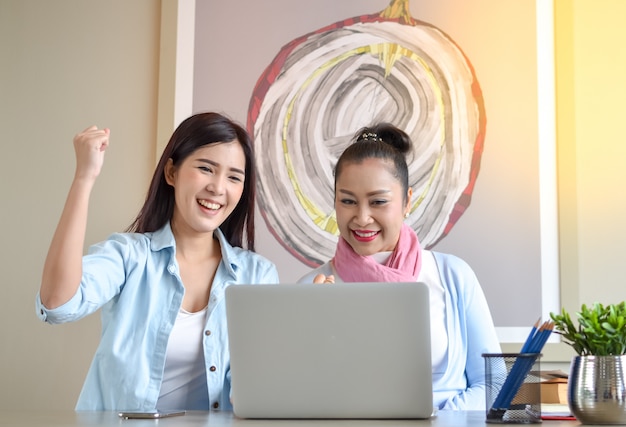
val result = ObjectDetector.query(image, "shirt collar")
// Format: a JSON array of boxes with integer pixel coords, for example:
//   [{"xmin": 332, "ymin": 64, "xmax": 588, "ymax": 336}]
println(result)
[
  {"xmin": 149, "ymin": 222, "xmax": 241, "ymax": 278},
  {"xmin": 213, "ymin": 226, "xmax": 240, "ymax": 277},
  {"xmin": 149, "ymin": 222, "xmax": 176, "ymax": 251}
]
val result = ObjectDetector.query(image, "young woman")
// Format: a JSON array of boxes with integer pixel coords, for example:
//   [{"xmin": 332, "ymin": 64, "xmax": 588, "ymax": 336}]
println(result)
[
  {"xmin": 298, "ymin": 123, "xmax": 500, "ymax": 410},
  {"xmin": 37, "ymin": 112, "xmax": 279, "ymax": 411}
]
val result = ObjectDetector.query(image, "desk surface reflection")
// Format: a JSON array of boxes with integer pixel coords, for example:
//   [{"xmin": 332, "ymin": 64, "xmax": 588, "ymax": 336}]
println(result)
[{"xmin": 3, "ymin": 410, "xmax": 587, "ymax": 427}]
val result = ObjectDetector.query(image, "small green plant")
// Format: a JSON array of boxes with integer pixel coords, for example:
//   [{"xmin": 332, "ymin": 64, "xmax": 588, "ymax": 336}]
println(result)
[{"xmin": 550, "ymin": 301, "xmax": 626, "ymax": 356}]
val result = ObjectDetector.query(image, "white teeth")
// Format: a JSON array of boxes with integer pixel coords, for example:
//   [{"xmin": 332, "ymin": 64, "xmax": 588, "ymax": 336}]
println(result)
[
  {"xmin": 198, "ymin": 200, "xmax": 221, "ymax": 210},
  {"xmin": 354, "ymin": 230, "xmax": 377, "ymax": 238}
]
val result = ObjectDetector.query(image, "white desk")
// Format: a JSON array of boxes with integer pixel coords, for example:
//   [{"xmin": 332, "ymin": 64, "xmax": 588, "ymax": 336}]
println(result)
[{"xmin": 2, "ymin": 410, "xmax": 585, "ymax": 426}]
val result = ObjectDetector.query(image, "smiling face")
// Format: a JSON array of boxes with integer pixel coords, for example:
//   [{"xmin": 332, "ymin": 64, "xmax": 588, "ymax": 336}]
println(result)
[
  {"xmin": 335, "ymin": 158, "xmax": 412, "ymax": 256},
  {"xmin": 165, "ymin": 140, "xmax": 246, "ymax": 238}
]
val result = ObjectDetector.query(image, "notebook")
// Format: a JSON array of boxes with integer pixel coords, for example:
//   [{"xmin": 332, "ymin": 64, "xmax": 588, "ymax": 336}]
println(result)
[{"xmin": 225, "ymin": 282, "xmax": 434, "ymax": 419}]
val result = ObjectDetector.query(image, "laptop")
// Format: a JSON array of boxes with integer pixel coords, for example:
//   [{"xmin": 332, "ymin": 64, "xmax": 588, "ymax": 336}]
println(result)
[{"xmin": 225, "ymin": 282, "xmax": 433, "ymax": 419}]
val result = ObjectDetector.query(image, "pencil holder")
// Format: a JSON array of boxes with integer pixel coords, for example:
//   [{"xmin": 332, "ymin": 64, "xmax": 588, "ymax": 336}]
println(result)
[{"xmin": 483, "ymin": 353, "xmax": 542, "ymax": 424}]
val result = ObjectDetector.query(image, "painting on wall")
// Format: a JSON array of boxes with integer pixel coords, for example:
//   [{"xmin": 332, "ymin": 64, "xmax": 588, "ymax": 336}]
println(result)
[
  {"xmin": 192, "ymin": 0, "xmax": 558, "ymax": 342},
  {"xmin": 248, "ymin": 0, "xmax": 485, "ymax": 266}
]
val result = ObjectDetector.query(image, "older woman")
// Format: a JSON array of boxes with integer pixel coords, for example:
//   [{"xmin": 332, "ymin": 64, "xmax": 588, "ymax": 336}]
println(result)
[{"xmin": 298, "ymin": 123, "xmax": 500, "ymax": 410}]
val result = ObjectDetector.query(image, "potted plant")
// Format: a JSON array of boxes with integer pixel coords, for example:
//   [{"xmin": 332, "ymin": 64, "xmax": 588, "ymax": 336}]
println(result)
[{"xmin": 550, "ymin": 301, "xmax": 626, "ymax": 424}]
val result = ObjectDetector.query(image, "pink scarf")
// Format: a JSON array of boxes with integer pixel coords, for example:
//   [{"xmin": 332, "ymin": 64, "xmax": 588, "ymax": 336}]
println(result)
[{"xmin": 332, "ymin": 223, "xmax": 422, "ymax": 282}]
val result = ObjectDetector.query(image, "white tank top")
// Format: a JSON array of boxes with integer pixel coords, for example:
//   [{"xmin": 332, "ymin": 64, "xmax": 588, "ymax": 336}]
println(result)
[
  {"xmin": 415, "ymin": 251, "xmax": 447, "ymax": 378},
  {"xmin": 156, "ymin": 307, "xmax": 209, "ymax": 410}
]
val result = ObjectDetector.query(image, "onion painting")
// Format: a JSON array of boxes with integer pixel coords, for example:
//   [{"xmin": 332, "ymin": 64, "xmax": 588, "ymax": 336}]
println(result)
[{"xmin": 247, "ymin": 0, "xmax": 486, "ymax": 267}]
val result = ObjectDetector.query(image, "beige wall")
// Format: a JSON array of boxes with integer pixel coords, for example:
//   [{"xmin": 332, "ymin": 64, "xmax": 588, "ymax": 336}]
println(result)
[
  {"xmin": 539, "ymin": 0, "xmax": 626, "ymax": 360},
  {"xmin": 496, "ymin": 0, "xmax": 626, "ymax": 360},
  {"xmin": 1, "ymin": 0, "xmax": 625, "ymax": 412},
  {"xmin": 0, "ymin": 0, "xmax": 160, "ymax": 411},
  {"xmin": 560, "ymin": 0, "xmax": 626, "ymax": 305}
]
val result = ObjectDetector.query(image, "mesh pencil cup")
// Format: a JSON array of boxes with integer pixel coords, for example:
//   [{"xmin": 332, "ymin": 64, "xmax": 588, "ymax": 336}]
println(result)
[{"xmin": 482, "ymin": 353, "xmax": 542, "ymax": 424}]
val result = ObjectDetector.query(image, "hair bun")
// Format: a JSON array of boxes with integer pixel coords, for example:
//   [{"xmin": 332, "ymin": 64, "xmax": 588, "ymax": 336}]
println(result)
[{"xmin": 357, "ymin": 123, "xmax": 411, "ymax": 155}]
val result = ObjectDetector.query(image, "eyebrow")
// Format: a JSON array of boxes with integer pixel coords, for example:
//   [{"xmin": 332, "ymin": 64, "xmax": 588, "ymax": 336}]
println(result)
[
  {"xmin": 337, "ymin": 189, "xmax": 391, "ymax": 197},
  {"xmin": 197, "ymin": 158, "xmax": 245, "ymax": 175}
]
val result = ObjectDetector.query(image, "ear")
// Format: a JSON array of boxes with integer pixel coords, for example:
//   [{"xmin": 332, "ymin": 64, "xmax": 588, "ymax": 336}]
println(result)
[
  {"xmin": 164, "ymin": 158, "xmax": 176, "ymax": 187},
  {"xmin": 405, "ymin": 187, "xmax": 413, "ymax": 216}
]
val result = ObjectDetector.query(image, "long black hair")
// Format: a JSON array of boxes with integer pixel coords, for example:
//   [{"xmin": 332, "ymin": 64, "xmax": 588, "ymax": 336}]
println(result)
[{"xmin": 126, "ymin": 112, "xmax": 257, "ymax": 250}]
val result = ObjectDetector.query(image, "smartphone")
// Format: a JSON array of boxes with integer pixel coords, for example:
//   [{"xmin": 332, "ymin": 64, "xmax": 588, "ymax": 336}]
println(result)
[{"xmin": 118, "ymin": 410, "xmax": 186, "ymax": 419}]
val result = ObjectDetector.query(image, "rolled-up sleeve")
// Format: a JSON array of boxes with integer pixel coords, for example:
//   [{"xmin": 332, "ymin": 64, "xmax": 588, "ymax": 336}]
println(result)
[
  {"xmin": 35, "ymin": 233, "xmax": 137, "ymax": 324},
  {"xmin": 35, "ymin": 290, "xmax": 89, "ymax": 323}
]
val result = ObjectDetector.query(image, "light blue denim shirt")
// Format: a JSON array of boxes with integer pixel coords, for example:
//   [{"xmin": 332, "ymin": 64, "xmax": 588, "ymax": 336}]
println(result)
[
  {"xmin": 298, "ymin": 250, "xmax": 501, "ymax": 411},
  {"xmin": 36, "ymin": 223, "xmax": 279, "ymax": 411}
]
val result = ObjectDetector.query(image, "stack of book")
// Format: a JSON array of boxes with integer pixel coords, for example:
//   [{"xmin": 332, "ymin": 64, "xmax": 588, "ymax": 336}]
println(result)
[{"xmin": 539, "ymin": 370, "xmax": 568, "ymax": 404}]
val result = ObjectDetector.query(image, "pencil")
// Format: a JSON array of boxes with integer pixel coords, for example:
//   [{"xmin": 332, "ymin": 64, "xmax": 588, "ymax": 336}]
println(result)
[
  {"xmin": 520, "ymin": 318, "xmax": 541, "ymax": 353},
  {"xmin": 489, "ymin": 320, "xmax": 553, "ymax": 414}
]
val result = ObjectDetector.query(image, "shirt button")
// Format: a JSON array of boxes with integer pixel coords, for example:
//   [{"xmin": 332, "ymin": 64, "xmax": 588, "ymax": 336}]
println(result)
[
  {"xmin": 209, "ymin": 366, "xmax": 217, "ymax": 372},
  {"xmin": 205, "ymin": 330, "xmax": 211, "ymax": 336},
  {"xmin": 212, "ymin": 402, "xmax": 219, "ymax": 409}
]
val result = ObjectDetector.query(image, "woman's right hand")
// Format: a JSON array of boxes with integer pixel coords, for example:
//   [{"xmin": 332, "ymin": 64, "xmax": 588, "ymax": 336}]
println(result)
[
  {"xmin": 313, "ymin": 274, "xmax": 335, "ymax": 284},
  {"xmin": 73, "ymin": 125, "xmax": 110, "ymax": 181},
  {"xmin": 39, "ymin": 126, "xmax": 110, "ymax": 309}
]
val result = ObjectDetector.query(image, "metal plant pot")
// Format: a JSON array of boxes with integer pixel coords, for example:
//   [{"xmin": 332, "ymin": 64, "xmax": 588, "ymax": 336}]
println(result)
[{"xmin": 569, "ymin": 355, "xmax": 626, "ymax": 424}]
